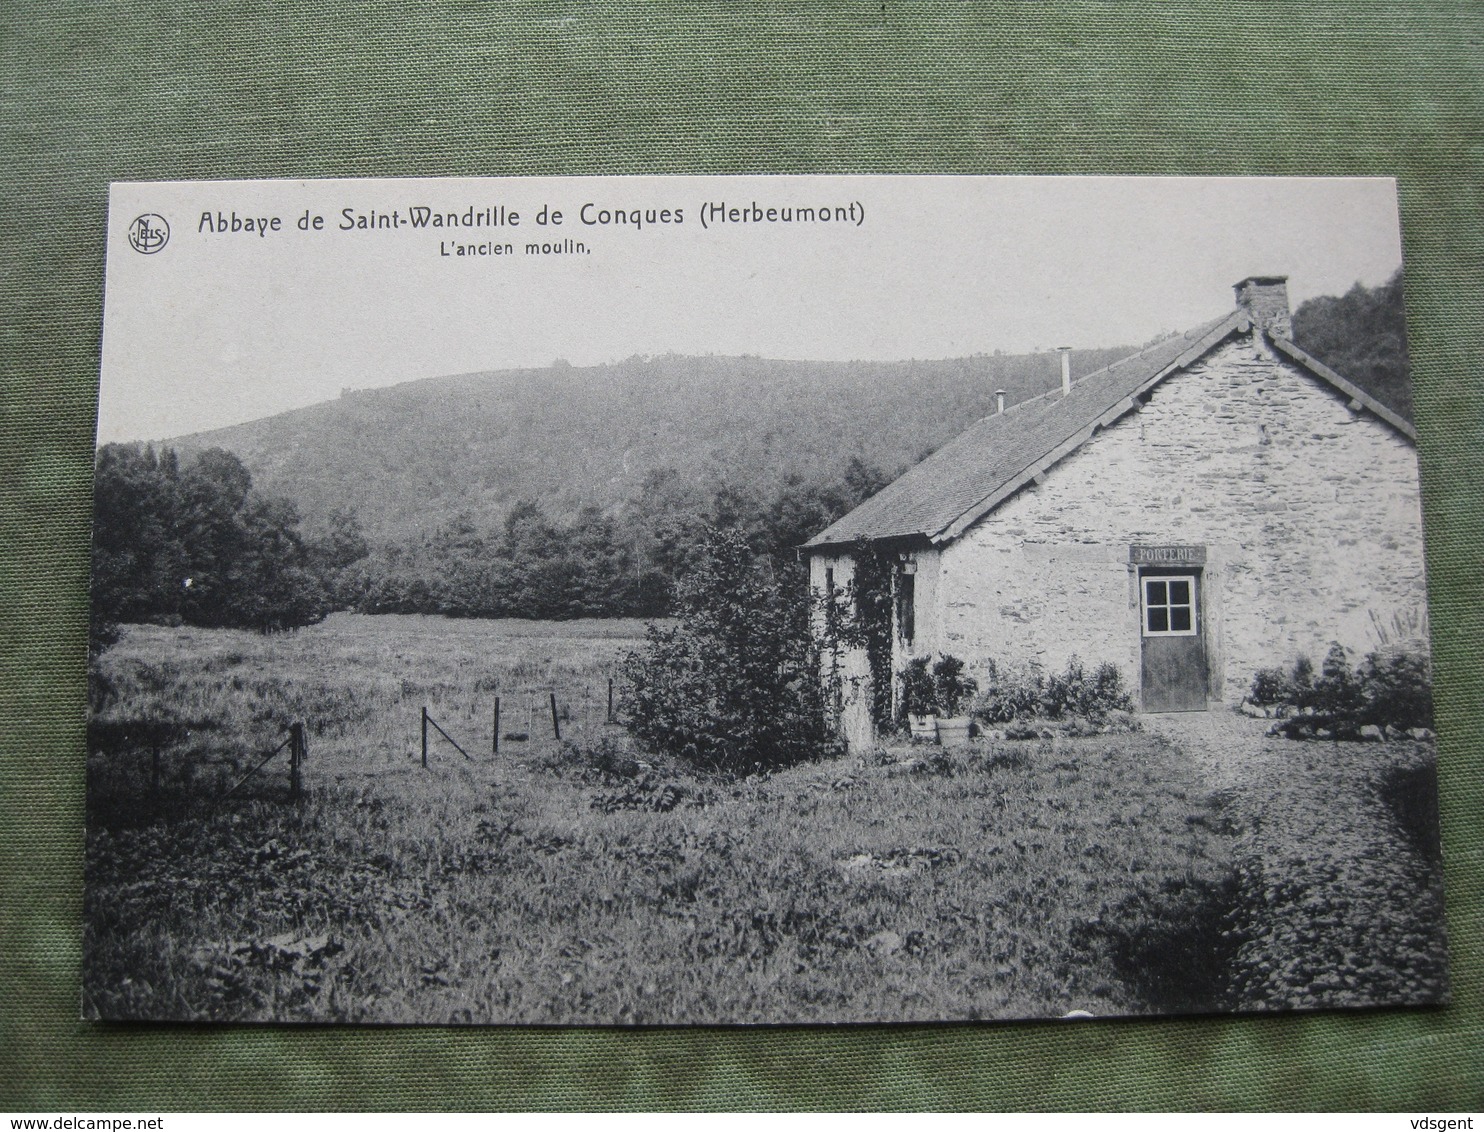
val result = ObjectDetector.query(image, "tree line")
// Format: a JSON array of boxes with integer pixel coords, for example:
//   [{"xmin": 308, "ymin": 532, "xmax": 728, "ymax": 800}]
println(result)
[
  {"xmin": 91, "ymin": 444, "xmax": 369, "ymax": 643},
  {"xmin": 353, "ymin": 457, "xmax": 892, "ymax": 619},
  {"xmin": 91, "ymin": 443, "xmax": 892, "ymax": 635},
  {"xmin": 1292, "ymin": 268, "xmax": 1412, "ymax": 422}
]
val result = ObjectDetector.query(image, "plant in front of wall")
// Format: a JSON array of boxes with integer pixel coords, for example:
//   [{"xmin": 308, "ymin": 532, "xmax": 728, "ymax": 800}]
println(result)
[
  {"xmin": 1313, "ymin": 642, "xmax": 1366, "ymax": 719},
  {"xmin": 899, "ymin": 656, "xmax": 939, "ymax": 740},
  {"xmin": 932, "ymin": 655, "xmax": 978, "ymax": 717},
  {"xmin": 1366, "ymin": 604, "xmax": 1430, "ymax": 651},
  {"xmin": 1255, "ymin": 641, "xmax": 1432, "ymax": 742},
  {"xmin": 1042, "ymin": 656, "xmax": 1135, "ymax": 723},
  {"xmin": 1356, "ymin": 645, "xmax": 1433, "ymax": 732},
  {"xmin": 846, "ymin": 538, "xmax": 897, "ymax": 734},
  {"xmin": 899, "ymin": 656, "xmax": 938, "ymax": 714},
  {"xmin": 971, "ymin": 656, "xmax": 1138, "ymax": 738},
  {"xmin": 973, "ymin": 658, "xmax": 1044, "ymax": 725},
  {"xmin": 1247, "ymin": 667, "xmax": 1290, "ymax": 709},
  {"xmin": 932, "ymin": 654, "xmax": 979, "ymax": 747}
]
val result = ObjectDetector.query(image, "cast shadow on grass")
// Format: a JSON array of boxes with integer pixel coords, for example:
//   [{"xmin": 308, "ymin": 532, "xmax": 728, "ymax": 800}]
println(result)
[
  {"xmin": 1073, "ymin": 794, "xmax": 1245, "ymax": 1016},
  {"xmin": 86, "ymin": 716, "xmax": 295, "ymax": 831},
  {"xmin": 1375, "ymin": 755, "xmax": 1442, "ymax": 865},
  {"xmin": 1076, "ymin": 868, "xmax": 1244, "ymax": 1015}
]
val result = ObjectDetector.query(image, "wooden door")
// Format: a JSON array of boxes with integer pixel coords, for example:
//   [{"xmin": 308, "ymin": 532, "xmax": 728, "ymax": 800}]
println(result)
[{"xmin": 1139, "ymin": 572, "xmax": 1208, "ymax": 712}]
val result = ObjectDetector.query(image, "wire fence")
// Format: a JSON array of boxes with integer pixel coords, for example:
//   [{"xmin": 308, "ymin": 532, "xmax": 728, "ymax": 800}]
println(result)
[{"xmin": 86, "ymin": 679, "xmax": 634, "ymax": 817}]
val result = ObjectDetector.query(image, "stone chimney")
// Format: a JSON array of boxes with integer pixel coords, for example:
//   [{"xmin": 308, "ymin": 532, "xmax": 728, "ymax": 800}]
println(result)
[
  {"xmin": 1233, "ymin": 275, "xmax": 1292, "ymax": 339},
  {"xmin": 1057, "ymin": 347, "xmax": 1072, "ymax": 396}
]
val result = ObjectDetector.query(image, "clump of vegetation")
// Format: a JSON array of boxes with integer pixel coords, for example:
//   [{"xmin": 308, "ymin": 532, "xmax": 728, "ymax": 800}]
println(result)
[
  {"xmin": 356, "ymin": 458, "xmax": 895, "ymax": 622},
  {"xmin": 1248, "ymin": 642, "xmax": 1432, "ymax": 740},
  {"xmin": 846, "ymin": 540, "xmax": 898, "ymax": 733},
  {"xmin": 899, "ymin": 657, "xmax": 938, "ymax": 717},
  {"xmin": 1247, "ymin": 664, "xmax": 1294, "ymax": 708},
  {"xmin": 1292, "ymin": 267, "xmax": 1412, "ymax": 423},
  {"xmin": 933, "ymin": 655, "xmax": 978, "ymax": 718},
  {"xmin": 92, "ymin": 443, "xmax": 367, "ymax": 634},
  {"xmin": 895, "ymin": 654, "xmax": 979, "ymax": 721},
  {"xmin": 621, "ymin": 528, "xmax": 842, "ymax": 775},
  {"xmin": 972, "ymin": 656, "xmax": 1136, "ymax": 737},
  {"xmin": 539, "ymin": 736, "xmax": 643, "ymax": 783}
]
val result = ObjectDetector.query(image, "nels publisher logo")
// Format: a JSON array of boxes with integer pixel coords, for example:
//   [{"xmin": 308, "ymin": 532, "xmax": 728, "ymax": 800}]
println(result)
[{"xmin": 127, "ymin": 213, "xmax": 170, "ymax": 254}]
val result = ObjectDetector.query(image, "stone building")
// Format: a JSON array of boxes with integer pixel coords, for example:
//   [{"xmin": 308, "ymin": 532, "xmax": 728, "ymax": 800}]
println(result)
[{"xmin": 805, "ymin": 276, "xmax": 1425, "ymax": 746}]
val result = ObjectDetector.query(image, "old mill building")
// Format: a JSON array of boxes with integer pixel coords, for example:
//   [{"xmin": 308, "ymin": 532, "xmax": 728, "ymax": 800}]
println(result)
[{"xmin": 805, "ymin": 276, "xmax": 1426, "ymax": 747}]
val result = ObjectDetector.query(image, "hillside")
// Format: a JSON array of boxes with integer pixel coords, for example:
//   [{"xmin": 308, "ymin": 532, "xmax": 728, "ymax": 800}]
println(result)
[
  {"xmin": 1291, "ymin": 269, "xmax": 1413, "ymax": 424},
  {"xmin": 171, "ymin": 268, "xmax": 1415, "ymax": 550},
  {"xmin": 175, "ymin": 348, "xmax": 1135, "ymax": 541}
]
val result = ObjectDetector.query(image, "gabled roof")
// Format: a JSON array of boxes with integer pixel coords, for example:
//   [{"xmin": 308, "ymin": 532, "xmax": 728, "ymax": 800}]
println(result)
[{"xmin": 806, "ymin": 311, "xmax": 1415, "ymax": 550}]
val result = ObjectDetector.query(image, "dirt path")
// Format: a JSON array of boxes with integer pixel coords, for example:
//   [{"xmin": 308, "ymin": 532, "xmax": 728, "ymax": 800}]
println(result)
[{"xmin": 1141, "ymin": 707, "xmax": 1278, "ymax": 792}]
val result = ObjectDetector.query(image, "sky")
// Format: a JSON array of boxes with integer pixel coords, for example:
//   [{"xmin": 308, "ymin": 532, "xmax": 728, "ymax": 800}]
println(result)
[{"xmin": 98, "ymin": 175, "xmax": 1404, "ymax": 442}]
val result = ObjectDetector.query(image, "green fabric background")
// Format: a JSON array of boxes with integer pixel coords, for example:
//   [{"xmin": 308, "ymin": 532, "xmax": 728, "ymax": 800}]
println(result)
[{"xmin": 2, "ymin": 0, "xmax": 1481, "ymax": 1111}]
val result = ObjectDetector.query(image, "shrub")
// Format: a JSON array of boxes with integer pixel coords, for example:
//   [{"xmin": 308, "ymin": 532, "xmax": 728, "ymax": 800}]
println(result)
[
  {"xmin": 899, "ymin": 656, "xmax": 938, "ymax": 717},
  {"xmin": 1289, "ymin": 654, "xmax": 1316, "ymax": 710},
  {"xmin": 1361, "ymin": 649, "xmax": 1431, "ymax": 731},
  {"xmin": 1314, "ymin": 642, "xmax": 1365, "ymax": 718},
  {"xmin": 1248, "ymin": 667, "xmax": 1289, "ymax": 707},
  {"xmin": 1085, "ymin": 661, "xmax": 1136, "ymax": 719},
  {"xmin": 932, "ymin": 655, "xmax": 978, "ymax": 717},
  {"xmin": 1249, "ymin": 655, "xmax": 1319, "ymax": 711},
  {"xmin": 972, "ymin": 655, "xmax": 1135, "ymax": 729},
  {"xmin": 621, "ymin": 528, "xmax": 840, "ymax": 774},
  {"xmin": 1042, "ymin": 656, "xmax": 1134, "ymax": 722},
  {"xmin": 973, "ymin": 658, "xmax": 1044, "ymax": 724},
  {"xmin": 1358, "ymin": 646, "xmax": 1433, "ymax": 731},
  {"xmin": 1255, "ymin": 642, "xmax": 1433, "ymax": 739}
]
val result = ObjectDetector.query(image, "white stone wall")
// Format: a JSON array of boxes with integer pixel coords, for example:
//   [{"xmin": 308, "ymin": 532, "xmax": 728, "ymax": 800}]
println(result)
[{"xmin": 933, "ymin": 333, "xmax": 1427, "ymax": 705}]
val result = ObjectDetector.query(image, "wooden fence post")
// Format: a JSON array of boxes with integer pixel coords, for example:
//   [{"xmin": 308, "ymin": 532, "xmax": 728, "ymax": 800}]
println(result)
[
  {"xmin": 289, "ymin": 720, "xmax": 304, "ymax": 802},
  {"xmin": 421, "ymin": 706, "xmax": 429, "ymax": 767},
  {"xmin": 549, "ymin": 692, "xmax": 561, "ymax": 741},
  {"xmin": 608, "ymin": 678, "xmax": 615, "ymax": 723},
  {"xmin": 493, "ymin": 697, "xmax": 500, "ymax": 755}
]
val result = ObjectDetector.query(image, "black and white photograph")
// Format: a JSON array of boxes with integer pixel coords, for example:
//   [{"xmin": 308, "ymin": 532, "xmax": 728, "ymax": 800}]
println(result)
[{"xmin": 85, "ymin": 175, "xmax": 1449, "ymax": 1024}]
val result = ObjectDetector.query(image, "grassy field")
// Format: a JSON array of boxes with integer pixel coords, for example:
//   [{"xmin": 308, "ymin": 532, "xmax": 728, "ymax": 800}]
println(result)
[{"xmin": 84, "ymin": 615, "xmax": 1448, "ymax": 1023}]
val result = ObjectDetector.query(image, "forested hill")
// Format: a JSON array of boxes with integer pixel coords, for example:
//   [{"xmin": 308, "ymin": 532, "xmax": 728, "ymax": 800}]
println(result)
[
  {"xmin": 1291, "ymin": 269, "xmax": 1413, "ymax": 424},
  {"xmin": 94, "ymin": 282, "xmax": 1418, "ymax": 632},
  {"xmin": 170, "ymin": 266, "xmax": 1414, "ymax": 547},
  {"xmin": 174, "ymin": 348, "xmax": 1135, "ymax": 541}
]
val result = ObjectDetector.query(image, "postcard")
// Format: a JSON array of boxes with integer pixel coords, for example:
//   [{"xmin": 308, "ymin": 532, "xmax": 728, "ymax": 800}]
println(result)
[{"xmin": 87, "ymin": 175, "xmax": 1447, "ymax": 1022}]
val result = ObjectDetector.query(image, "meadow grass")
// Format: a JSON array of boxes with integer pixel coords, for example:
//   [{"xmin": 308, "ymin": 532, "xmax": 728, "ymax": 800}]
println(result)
[
  {"xmin": 88, "ymin": 613, "xmax": 649, "ymax": 814},
  {"xmin": 83, "ymin": 616, "xmax": 1446, "ymax": 1023}
]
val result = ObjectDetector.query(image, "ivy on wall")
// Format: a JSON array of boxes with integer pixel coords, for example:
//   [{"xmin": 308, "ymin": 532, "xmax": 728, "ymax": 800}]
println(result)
[{"xmin": 848, "ymin": 538, "xmax": 899, "ymax": 734}]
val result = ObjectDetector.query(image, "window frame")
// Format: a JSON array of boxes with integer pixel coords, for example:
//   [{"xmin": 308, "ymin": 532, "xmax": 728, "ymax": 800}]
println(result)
[
  {"xmin": 896, "ymin": 568, "xmax": 916, "ymax": 643},
  {"xmin": 1141, "ymin": 573, "xmax": 1199, "ymax": 638}
]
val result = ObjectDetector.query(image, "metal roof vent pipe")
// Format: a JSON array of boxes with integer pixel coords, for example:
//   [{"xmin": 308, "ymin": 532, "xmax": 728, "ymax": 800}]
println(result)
[
  {"xmin": 1058, "ymin": 346, "xmax": 1072, "ymax": 396},
  {"xmin": 995, "ymin": 389, "xmax": 1007, "ymax": 415}
]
